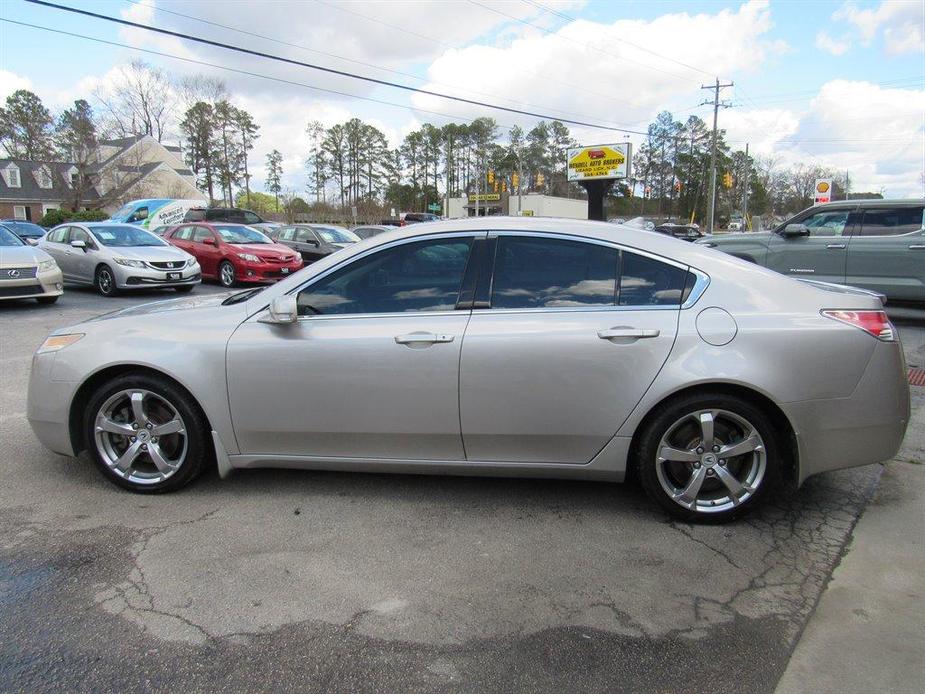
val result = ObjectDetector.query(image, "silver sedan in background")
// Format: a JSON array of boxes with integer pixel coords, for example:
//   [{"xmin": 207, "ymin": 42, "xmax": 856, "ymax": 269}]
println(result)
[
  {"xmin": 27, "ymin": 217, "xmax": 910, "ymax": 522},
  {"xmin": 38, "ymin": 222, "xmax": 200, "ymax": 296},
  {"xmin": 0, "ymin": 224, "xmax": 63, "ymax": 303}
]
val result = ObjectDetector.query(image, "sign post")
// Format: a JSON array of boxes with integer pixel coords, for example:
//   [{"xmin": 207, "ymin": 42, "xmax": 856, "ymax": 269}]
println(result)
[{"xmin": 566, "ymin": 143, "xmax": 632, "ymax": 221}]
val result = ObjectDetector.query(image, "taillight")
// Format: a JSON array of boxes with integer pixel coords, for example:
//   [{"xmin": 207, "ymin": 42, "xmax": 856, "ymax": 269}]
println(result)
[{"xmin": 822, "ymin": 309, "xmax": 895, "ymax": 341}]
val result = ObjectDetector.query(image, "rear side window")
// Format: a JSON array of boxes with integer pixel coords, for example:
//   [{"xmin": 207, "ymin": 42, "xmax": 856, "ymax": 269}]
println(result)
[
  {"xmin": 277, "ymin": 227, "xmax": 294, "ymax": 241},
  {"xmin": 491, "ymin": 236, "xmax": 618, "ymax": 309},
  {"xmin": 489, "ymin": 236, "xmax": 689, "ymax": 309},
  {"xmin": 172, "ymin": 226, "xmax": 192, "ymax": 240},
  {"xmin": 47, "ymin": 226, "xmax": 69, "ymax": 243},
  {"xmin": 858, "ymin": 207, "xmax": 924, "ymax": 236},
  {"xmin": 206, "ymin": 209, "xmax": 227, "ymax": 221},
  {"xmin": 185, "ymin": 209, "xmax": 206, "ymax": 221},
  {"xmin": 192, "ymin": 227, "xmax": 213, "ymax": 242},
  {"xmin": 619, "ymin": 251, "xmax": 688, "ymax": 306}
]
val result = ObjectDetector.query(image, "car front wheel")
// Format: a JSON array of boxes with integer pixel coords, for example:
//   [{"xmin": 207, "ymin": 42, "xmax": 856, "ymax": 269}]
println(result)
[
  {"xmin": 218, "ymin": 261, "xmax": 236, "ymax": 288},
  {"xmin": 95, "ymin": 265, "xmax": 118, "ymax": 296},
  {"xmin": 84, "ymin": 373, "xmax": 209, "ymax": 493},
  {"xmin": 636, "ymin": 393, "xmax": 781, "ymax": 523}
]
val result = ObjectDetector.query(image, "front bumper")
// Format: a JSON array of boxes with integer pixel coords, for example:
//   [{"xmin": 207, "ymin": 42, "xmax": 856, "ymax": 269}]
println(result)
[
  {"xmin": 236, "ymin": 260, "xmax": 303, "ymax": 283},
  {"xmin": 783, "ymin": 339, "xmax": 911, "ymax": 484},
  {"xmin": 113, "ymin": 262, "xmax": 202, "ymax": 289},
  {"xmin": 0, "ymin": 266, "xmax": 64, "ymax": 301},
  {"xmin": 27, "ymin": 351, "xmax": 80, "ymax": 456}
]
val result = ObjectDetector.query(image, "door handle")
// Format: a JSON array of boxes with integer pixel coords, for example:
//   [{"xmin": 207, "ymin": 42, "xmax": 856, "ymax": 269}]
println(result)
[
  {"xmin": 394, "ymin": 332, "xmax": 455, "ymax": 345},
  {"xmin": 597, "ymin": 328, "xmax": 660, "ymax": 341},
  {"xmin": 826, "ymin": 243, "xmax": 846, "ymax": 249},
  {"xmin": 909, "ymin": 245, "xmax": 925, "ymax": 250}
]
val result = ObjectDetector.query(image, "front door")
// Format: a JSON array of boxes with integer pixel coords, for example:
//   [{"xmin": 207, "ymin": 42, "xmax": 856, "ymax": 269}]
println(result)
[
  {"xmin": 766, "ymin": 207, "xmax": 856, "ymax": 284},
  {"xmin": 226, "ymin": 234, "xmax": 479, "ymax": 459},
  {"xmin": 846, "ymin": 204, "xmax": 925, "ymax": 302},
  {"xmin": 459, "ymin": 234, "xmax": 683, "ymax": 463}
]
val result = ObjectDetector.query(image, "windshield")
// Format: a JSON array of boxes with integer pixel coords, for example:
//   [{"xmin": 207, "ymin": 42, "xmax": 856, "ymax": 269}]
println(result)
[
  {"xmin": 214, "ymin": 225, "xmax": 272, "ymax": 244},
  {"xmin": 0, "ymin": 225, "xmax": 25, "ymax": 246},
  {"xmin": 111, "ymin": 203, "xmax": 135, "ymax": 220},
  {"xmin": 91, "ymin": 225, "xmax": 167, "ymax": 247},
  {"xmin": 312, "ymin": 226, "xmax": 360, "ymax": 244}
]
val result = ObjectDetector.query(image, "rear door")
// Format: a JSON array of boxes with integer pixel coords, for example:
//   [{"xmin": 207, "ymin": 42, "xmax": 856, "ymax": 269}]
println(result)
[
  {"xmin": 846, "ymin": 204, "xmax": 925, "ymax": 302},
  {"xmin": 67, "ymin": 226, "xmax": 99, "ymax": 283},
  {"xmin": 765, "ymin": 207, "xmax": 855, "ymax": 284},
  {"xmin": 190, "ymin": 225, "xmax": 221, "ymax": 277},
  {"xmin": 459, "ymin": 233, "xmax": 684, "ymax": 464},
  {"xmin": 41, "ymin": 226, "xmax": 72, "ymax": 275}
]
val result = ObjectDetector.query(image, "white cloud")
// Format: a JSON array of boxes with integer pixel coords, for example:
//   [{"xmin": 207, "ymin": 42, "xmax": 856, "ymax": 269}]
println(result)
[
  {"xmin": 815, "ymin": 31, "xmax": 851, "ymax": 56},
  {"xmin": 0, "ymin": 70, "xmax": 33, "ymax": 101},
  {"xmin": 721, "ymin": 108, "xmax": 801, "ymax": 154},
  {"xmin": 832, "ymin": 1, "xmax": 924, "ymax": 55}
]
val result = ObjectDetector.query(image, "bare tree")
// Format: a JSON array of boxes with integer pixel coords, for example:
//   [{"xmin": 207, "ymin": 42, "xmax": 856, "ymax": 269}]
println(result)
[{"xmin": 95, "ymin": 61, "xmax": 175, "ymax": 142}]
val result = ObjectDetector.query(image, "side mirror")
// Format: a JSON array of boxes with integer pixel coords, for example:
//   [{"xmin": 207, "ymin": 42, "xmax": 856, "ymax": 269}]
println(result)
[
  {"xmin": 781, "ymin": 223, "xmax": 810, "ymax": 238},
  {"xmin": 70, "ymin": 239, "xmax": 87, "ymax": 250},
  {"xmin": 202, "ymin": 237, "xmax": 216, "ymax": 245},
  {"xmin": 258, "ymin": 295, "xmax": 299, "ymax": 325},
  {"xmin": 306, "ymin": 239, "xmax": 319, "ymax": 247}
]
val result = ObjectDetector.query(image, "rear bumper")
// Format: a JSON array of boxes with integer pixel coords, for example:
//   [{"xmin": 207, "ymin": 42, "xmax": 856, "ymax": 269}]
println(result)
[{"xmin": 783, "ymin": 339, "xmax": 911, "ymax": 484}]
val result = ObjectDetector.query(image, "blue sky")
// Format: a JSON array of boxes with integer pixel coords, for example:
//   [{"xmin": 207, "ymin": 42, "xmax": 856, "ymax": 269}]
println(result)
[{"xmin": 1, "ymin": 0, "xmax": 923, "ymax": 195}]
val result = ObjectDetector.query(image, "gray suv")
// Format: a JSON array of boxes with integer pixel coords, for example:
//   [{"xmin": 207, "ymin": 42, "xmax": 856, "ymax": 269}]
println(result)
[{"xmin": 698, "ymin": 199, "xmax": 925, "ymax": 305}]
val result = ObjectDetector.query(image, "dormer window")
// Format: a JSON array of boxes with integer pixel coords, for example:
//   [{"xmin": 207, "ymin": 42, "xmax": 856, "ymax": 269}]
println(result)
[
  {"xmin": 35, "ymin": 166, "xmax": 53, "ymax": 189},
  {"xmin": 4, "ymin": 166, "xmax": 21, "ymax": 188},
  {"xmin": 71, "ymin": 172, "xmax": 79, "ymax": 187},
  {"xmin": 64, "ymin": 166, "xmax": 79, "ymax": 188}
]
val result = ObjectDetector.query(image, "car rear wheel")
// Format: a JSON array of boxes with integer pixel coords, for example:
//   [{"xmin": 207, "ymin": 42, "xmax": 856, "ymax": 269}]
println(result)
[
  {"xmin": 95, "ymin": 265, "xmax": 118, "ymax": 296},
  {"xmin": 219, "ymin": 261, "xmax": 236, "ymax": 288},
  {"xmin": 636, "ymin": 392, "xmax": 781, "ymax": 523},
  {"xmin": 84, "ymin": 373, "xmax": 209, "ymax": 493}
]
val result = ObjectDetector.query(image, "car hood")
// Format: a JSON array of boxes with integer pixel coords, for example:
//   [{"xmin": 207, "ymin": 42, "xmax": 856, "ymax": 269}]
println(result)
[
  {"xmin": 103, "ymin": 245, "xmax": 193, "ymax": 262},
  {"xmin": 85, "ymin": 291, "xmax": 236, "ymax": 323},
  {"xmin": 230, "ymin": 243, "xmax": 298, "ymax": 259},
  {"xmin": 0, "ymin": 244, "xmax": 53, "ymax": 267}
]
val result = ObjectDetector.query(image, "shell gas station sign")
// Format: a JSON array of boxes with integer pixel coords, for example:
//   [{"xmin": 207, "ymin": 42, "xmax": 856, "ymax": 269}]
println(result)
[
  {"xmin": 567, "ymin": 143, "xmax": 631, "ymax": 182},
  {"xmin": 814, "ymin": 178, "xmax": 832, "ymax": 204}
]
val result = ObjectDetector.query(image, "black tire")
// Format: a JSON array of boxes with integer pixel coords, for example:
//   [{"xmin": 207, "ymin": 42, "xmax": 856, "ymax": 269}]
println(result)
[
  {"xmin": 83, "ymin": 372, "xmax": 210, "ymax": 493},
  {"xmin": 36, "ymin": 295, "xmax": 59, "ymax": 304},
  {"xmin": 635, "ymin": 392, "xmax": 782, "ymax": 523},
  {"xmin": 218, "ymin": 261, "xmax": 236, "ymax": 288},
  {"xmin": 174, "ymin": 285, "xmax": 194, "ymax": 293},
  {"xmin": 95, "ymin": 265, "xmax": 118, "ymax": 296}
]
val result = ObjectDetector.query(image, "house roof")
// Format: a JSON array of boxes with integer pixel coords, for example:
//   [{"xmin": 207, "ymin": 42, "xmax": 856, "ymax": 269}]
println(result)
[{"xmin": 0, "ymin": 158, "xmax": 100, "ymax": 202}]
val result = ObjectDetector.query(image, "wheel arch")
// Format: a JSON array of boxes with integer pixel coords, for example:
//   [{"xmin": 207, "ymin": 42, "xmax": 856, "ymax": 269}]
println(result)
[
  {"xmin": 69, "ymin": 364, "xmax": 214, "ymax": 458},
  {"xmin": 627, "ymin": 382, "xmax": 800, "ymax": 485}
]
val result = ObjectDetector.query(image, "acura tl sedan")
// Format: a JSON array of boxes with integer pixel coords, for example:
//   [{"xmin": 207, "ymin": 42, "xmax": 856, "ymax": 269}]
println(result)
[
  {"xmin": 39, "ymin": 222, "xmax": 201, "ymax": 296},
  {"xmin": 27, "ymin": 218, "xmax": 910, "ymax": 522}
]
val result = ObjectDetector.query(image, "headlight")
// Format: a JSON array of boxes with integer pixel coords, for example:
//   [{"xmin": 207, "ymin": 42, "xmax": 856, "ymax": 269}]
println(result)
[
  {"xmin": 186, "ymin": 257, "xmax": 199, "ymax": 268},
  {"xmin": 37, "ymin": 333, "xmax": 84, "ymax": 354},
  {"xmin": 238, "ymin": 253, "xmax": 260, "ymax": 263},
  {"xmin": 37, "ymin": 259, "xmax": 57, "ymax": 272},
  {"xmin": 114, "ymin": 258, "xmax": 146, "ymax": 268}
]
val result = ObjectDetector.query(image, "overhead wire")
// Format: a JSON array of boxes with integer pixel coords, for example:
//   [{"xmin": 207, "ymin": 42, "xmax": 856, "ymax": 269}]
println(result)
[{"xmin": 24, "ymin": 0, "xmax": 649, "ymax": 135}]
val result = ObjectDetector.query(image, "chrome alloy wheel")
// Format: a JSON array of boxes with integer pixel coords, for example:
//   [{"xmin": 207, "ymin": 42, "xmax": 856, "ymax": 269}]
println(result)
[
  {"xmin": 93, "ymin": 389, "xmax": 188, "ymax": 485},
  {"xmin": 98, "ymin": 267, "xmax": 114, "ymax": 294},
  {"xmin": 655, "ymin": 409, "xmax": 766, "ymax": 514},
  {"xmin": 220, "ymin": 262, "xmax": 235, "ymax": 287}
]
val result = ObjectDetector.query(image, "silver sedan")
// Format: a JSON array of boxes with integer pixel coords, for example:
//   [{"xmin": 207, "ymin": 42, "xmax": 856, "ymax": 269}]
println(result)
[
  {"xmin": 26, "ymin": 217, "xmax": 910, "ymax": 522},
  {"xmin": 38, "ymin": 222, "xmax": 200, "ymax": 296}
]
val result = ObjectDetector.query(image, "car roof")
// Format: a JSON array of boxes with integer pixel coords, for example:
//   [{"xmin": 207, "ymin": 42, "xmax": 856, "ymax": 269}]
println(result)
[{"xmin": 814, "ymin": 198, "xmax": 925, "ymax": 209}]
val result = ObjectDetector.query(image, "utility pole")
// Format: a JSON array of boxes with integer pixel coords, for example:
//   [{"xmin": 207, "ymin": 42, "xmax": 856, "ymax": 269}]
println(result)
[
  {"xmin": 517, "ymin": 143, "xmax": 524, "ymax": 215},
  {"xmin": 741, "ymin": 142, "xmax": 749, "ymax": 223},
  {"xmin": 701, "ymin": 78, "xmax": 733, "ymax": 233}
]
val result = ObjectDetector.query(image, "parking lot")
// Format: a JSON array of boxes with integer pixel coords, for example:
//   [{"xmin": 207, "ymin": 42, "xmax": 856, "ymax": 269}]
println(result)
[{"xmin": 1, "ymin": 285, "xmax": 923, "ymax": 692}]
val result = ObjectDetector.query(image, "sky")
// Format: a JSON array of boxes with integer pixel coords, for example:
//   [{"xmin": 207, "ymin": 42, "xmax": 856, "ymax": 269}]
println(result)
[{"xmin": 0, "ymin": 0, "xmax": 923, "ymax": 197}]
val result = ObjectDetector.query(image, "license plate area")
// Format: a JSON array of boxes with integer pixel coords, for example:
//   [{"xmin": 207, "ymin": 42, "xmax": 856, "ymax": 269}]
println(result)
[{"xmin": 167, "ymin": 272, "xmax": 181, "ymax": 280}]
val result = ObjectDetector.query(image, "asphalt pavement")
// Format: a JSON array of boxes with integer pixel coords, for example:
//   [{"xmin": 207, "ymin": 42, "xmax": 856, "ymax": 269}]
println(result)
[{"xmin": 1, "ymin": 284, "xmax": 922, "ymax": 693}]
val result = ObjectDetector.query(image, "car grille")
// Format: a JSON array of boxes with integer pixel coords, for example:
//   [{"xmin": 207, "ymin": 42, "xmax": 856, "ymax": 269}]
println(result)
[
  {"xmin": 148, "ymin": 260, "xmax": 186, "ymax": 270},
  {"xmin": 1, "ymin": 266, "xmax": 37, "ymax": 280},
  {"xmin": 0, "ymin": 283, "xmax": 42, "ymax": 297}
]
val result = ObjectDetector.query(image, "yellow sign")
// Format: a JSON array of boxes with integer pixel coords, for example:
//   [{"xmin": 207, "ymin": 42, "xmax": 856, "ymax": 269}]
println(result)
[
  {"xmin": 468, "ymin": 193, "xmax": 501, "ymax": 202},
  {"xmin": 567, "ymin": 143, "xmax": 631, "ymax": 182},
  {"xmin": 816, "ymin": 181, "xmax": 830, "ymax": 193},
  {"xmin": 521, "ymin": 210, "xmax": 534, "ymax": 216}
]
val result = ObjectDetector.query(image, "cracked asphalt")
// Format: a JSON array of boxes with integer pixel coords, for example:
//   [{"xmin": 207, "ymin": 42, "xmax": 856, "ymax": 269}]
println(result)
[{"xmin": 1, "ymin": 285, "xmax": 922, "ymax": 693}]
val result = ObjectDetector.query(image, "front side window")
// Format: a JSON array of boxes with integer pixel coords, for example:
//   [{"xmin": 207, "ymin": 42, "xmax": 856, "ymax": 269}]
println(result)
[
  {"xmin": 297, "ymin": 238, "xmax": 473, "ymax": 316},
  {"xmin": 859, "ymin": 207, "xmax": 924, "ymax": 236},
  {"xmin": 69, "ymin": 227, "xmax": 92, "ymax": 246},
  {"xmin": 295, "ymin": 228, "xmax": 319, "ymax": 243},
  {"xmin": 794, "ymin": 210, "xmax": 851, "ymax": 237},
  {"xmin": 491, "ymin": 236, "xmax": 618, "ymax": 309}
]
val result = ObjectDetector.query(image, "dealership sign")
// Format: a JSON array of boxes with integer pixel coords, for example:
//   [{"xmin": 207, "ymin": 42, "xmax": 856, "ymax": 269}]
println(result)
[
  {"xmin": 567, "ymin": 143, "xmax": 631, "ymax": 182},
  {"xmin": 468, "ymin": 193, "xmax": 501, "ymax": 202},
  {"xmin": 814, "ymin": 179, "xmax": 832, "ymax": 204}
]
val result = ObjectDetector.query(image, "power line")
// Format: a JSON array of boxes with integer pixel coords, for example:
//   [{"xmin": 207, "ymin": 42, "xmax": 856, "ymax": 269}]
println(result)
[
  {"xmin": 520, "ymin": 0, "xmax": 716, "ymax": 78},
  {"xmin": 122, "ymin": 0, "xmax": 625, "ymax": 127},
  {"xmin": 467, "ymin": 0, "xmax": 698, "ymax": 83},
  {"xmin": 26, "ymin": 0, "xmax": 648, "ymax": 135}
]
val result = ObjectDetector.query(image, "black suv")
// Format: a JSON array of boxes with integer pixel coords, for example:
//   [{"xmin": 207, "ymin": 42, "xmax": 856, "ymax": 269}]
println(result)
[{"xmin": 183, "ymin": 207, "xmax": 266, "ymax": 225}]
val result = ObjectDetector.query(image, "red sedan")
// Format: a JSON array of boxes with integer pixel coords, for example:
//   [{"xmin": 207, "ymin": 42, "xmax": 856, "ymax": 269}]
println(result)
[{"xmin": 164, "ymin": 223, "xmax": 302, "ymax": 287}]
